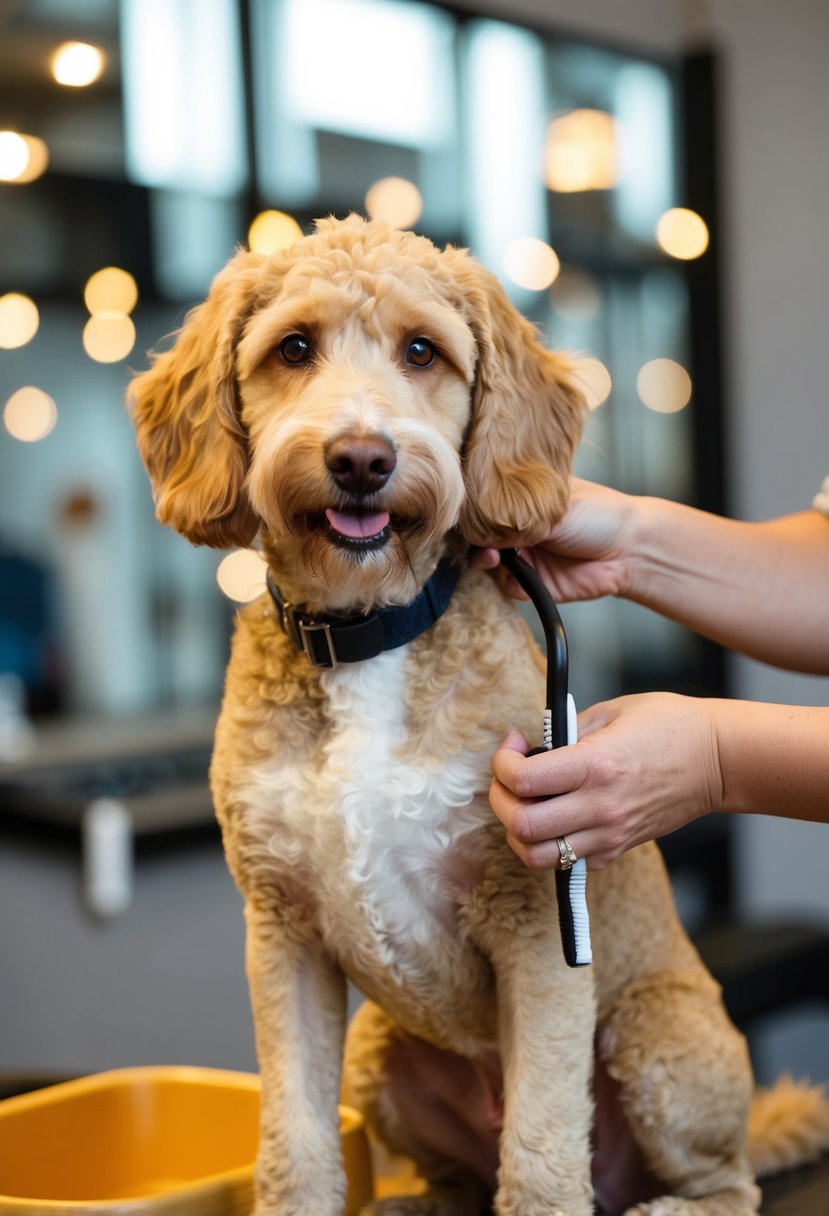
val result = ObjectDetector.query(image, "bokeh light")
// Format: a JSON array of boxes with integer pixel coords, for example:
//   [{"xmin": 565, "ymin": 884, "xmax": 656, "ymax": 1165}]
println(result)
[
  {"xmin": 51, "ymin": 41, "xmax": 105, "ymax": 87},
  {"xmin": 573, "ymin": 357, "xmax": 612, "ymax": 410},
  {"xmin": 0, "ymin": 132, "xmax": 28, "ymax": 180},
  {"xmin": 656, "ymin": 207, "xmax": 710, "ymax": 260},
  {"xmin": 216, "ymin": 549, "xmax": 268, "ymax": 602},
  {"xmin": 248, "ymin": 210, "xmax": 303, "ymax": 255},
  {"xmin": 636, "ymin": 358, "xmax": 692, "ymax": 413},
  {"xmin": 83, "ymin": 312, "xmax": 137, "ymax": 363},
  {"xmin": 4, "ymin": 387, "xmax": 57, "ymax": 442},
  {"xmin": 545, "ymin": 109, "xmax": 617, "ymax": 192},
  {"xmin": 552, "ymin": 271, "xmax": 601, "ymax": 322},
  {"xmin": 503, "ymin": 237, "xmax": 560, "ymax": 291},
  {"xmin": 0, "ymin": 131, "xmax": 49, "ymax": 183},
  {"xmin": 84, "ymin": 267, "xmax": 139, "ymax": 316},
  {"xmin": 0, "ymin": 293, "xmax": 40, "ymax": 349},
  {"xmin": 364, "ymin": 177, "xmax": 423, "ymax": 229}
]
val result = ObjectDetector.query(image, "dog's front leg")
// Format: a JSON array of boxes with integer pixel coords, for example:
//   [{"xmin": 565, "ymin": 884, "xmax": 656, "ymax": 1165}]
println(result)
[
  {"xmin": 471, "ymin": 878, "xmax": 596, "ymax": 1216},
  {"xmin": 497, "ymin": 938, "xmax": 595, "ymax": 1216},
  {"xmin": 246, "ymin": 900, "xmax": 349, "ymax": 1216}
]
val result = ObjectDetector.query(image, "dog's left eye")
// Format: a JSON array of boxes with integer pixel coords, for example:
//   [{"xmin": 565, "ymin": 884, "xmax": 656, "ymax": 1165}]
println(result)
[
  {"xmin": 405, "ymin": 338, "xmax": 436, "ymax": 368},
  {"xmin": 279, "ymin": 334, "xmax": 312, "ymax": 365}
]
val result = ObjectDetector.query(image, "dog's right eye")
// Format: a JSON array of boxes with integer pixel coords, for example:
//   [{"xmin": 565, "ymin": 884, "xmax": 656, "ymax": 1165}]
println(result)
[
  {"xmin": 405, "ymin": 338, "xmax": 436, "ymax": 368},
  {"xmin": 278, "ymin": 334, "xmax": 312, "ymax": 365}
]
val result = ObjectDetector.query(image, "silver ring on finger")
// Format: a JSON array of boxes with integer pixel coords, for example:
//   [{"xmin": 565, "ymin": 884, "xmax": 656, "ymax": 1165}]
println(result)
[{"xmin": 556, "ymin": 835, "xmax": 577, "ymax": 870}]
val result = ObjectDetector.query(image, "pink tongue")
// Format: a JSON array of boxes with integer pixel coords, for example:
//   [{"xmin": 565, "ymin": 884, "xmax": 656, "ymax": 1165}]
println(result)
[{"xmin": 325, "ymin": 508, "xmax": 390, "ymax": 539}]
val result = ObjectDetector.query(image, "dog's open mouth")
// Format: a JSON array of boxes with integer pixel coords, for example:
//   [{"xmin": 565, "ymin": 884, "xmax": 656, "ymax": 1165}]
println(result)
[{"xmin": 323, "ymin": 508, "xmax": 391, "ymax": 551}]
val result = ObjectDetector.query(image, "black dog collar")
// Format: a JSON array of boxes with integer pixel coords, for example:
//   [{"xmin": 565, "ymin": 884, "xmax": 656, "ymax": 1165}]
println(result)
[{"xmin": 266, "ymin": 556, "xmax": 462, "ymax": 669}]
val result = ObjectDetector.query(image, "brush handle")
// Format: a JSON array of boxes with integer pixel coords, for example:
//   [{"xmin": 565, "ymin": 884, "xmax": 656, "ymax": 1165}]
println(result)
[{"xmin": 554, "ymin": 697, "xmax": 592, "ymax": 966}]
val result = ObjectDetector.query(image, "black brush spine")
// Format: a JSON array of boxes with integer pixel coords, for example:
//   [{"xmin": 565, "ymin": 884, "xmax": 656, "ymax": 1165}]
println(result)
[{"xmin": 499, "ymin": 548, "xmax": 585, "ymax": 969}]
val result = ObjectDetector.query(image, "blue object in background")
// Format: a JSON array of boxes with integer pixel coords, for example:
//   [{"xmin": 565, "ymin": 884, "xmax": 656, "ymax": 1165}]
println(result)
[{"xmin": 0, "ymin": 549, "xmax": 62, "ymax": 713}]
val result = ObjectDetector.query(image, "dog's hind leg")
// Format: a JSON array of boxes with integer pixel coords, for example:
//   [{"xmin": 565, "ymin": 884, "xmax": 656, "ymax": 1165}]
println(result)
[
  {"xmin": 343, "ymin": 999, "xmax": 495, "ymax": 1216},
  {"xmin": 599, "ymin": 971, "xmax": 761, "ymax": 1216}
]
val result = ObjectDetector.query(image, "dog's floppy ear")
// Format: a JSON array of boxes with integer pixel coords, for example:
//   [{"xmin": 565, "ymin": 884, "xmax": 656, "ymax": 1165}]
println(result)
[
  {"xmin": 446, "ymin": 251, "xmax": 586, "ymax": 546},
  {"xmin": 128, "ymin": 248, "xmax": 265, "ymax": 548}
]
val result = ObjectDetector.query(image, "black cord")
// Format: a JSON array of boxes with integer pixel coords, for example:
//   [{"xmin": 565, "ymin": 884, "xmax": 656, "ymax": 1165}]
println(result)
[
  {"xmin": 500, "ymin": 549, "xmax": 568, "ymax": 749},
  {"xmin": 499, "ymin": 548, "xmax": 590, "ymax": 969}
]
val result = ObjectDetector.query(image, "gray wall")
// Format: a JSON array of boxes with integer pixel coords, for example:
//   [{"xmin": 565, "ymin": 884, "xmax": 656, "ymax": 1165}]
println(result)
[{"xmin": 0, "ymin": 830, "xmax": 256, "ymax": 1077}]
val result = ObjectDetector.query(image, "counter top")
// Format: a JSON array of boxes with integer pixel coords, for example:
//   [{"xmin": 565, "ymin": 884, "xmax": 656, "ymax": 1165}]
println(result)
[{"xmin": 0, "ymin": 706, "xmax": 217, "ymax": 776}]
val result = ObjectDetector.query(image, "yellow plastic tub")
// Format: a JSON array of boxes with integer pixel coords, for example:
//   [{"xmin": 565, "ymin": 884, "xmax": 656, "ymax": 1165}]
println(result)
[{"xmin": 0, "ymin": 1066, "xmax": 373, "ymax": 1214}]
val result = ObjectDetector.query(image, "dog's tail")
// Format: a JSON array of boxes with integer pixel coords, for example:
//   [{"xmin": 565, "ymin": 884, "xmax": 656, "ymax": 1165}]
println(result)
[{"xmin": 747, "ymin": 1075, "xmax": 829, "ymax": 1177}]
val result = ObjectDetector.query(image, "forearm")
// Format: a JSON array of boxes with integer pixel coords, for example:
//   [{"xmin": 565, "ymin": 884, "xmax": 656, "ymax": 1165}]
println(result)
[
  {"xmin": 711, "ymin": 700, "xmax": 829, "ymax": 822},
  {"xmin": 627, "ymin": 501, "xmax": 829, "ymax": 673}
]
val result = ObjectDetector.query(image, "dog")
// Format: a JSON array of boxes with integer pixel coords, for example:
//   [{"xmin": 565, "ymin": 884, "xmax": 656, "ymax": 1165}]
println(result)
[{"xmin": 129, "ymin": 215, "xmax": 828, "ymax": 1215}]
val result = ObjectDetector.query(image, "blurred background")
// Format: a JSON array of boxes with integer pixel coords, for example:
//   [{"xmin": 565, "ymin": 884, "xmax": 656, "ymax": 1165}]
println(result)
[{"xmin": 0, "ymin": 0, "xmax": 827, "ymax": 1093}]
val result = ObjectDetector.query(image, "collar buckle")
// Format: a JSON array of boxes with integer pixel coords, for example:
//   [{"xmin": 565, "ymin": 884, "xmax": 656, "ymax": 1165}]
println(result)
[
  {"xmin": 279, "ymin": 595, "xmax": 339, "ymax": 668},
  {"xmin": 298, "ymin": 618, "xmax": 338, "ymax": 669},
  {"xmin": 265, "ymin": 556, "xmax": 462, "ymax": 667}
]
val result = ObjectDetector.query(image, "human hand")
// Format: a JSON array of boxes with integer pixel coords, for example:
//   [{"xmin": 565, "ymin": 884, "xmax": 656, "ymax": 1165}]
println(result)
[
  {"xmin": 489, "ymin": 693, "xmax": 723, "ymax": 869},
  {"xmin": 470, "ymin": 477, "xmax": 637, "ymax": 604}
]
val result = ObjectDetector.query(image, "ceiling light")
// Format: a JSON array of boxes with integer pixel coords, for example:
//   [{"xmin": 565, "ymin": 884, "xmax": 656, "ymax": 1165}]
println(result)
[
  {"xmin": 573, "ymin": 357, "xmax": 612, "ymax": 409},
  {"xmin": 4, "ymin": 387, "xmax": 57, "ymax": 443},
  {"xmin": 51, "ymin": 42, "xmax": 105, "ymax": 88},
  {"xmin": 248, "ymin": 210, "xmax": 303, "ymax": 255},
  {"xmin": 636, "ymin": 358, "xmax": 692, "ymax": 413},
  {"xmin": 84, "ymin": 268, "xmax": 139, "ymax": 316},
  {"xmin": 216, "ymin": 549, "xmax": 268, "ymax": 602},
  {"xmin": 503, "ymin": 238, "xmax": 560, "ymax": 291},
  {"xmin": 656, "ymin": 208, "xmax": 710, "ymax": 260},
  {"xmin": 0, "ymin": 294, "xmax": 40, "ymax": 349},
  {"xmin": 545, "ymin": 109, "xmax": 618, "ymax": 193},
  {"xmin": 0, "ymin": 131, "xmax": 49, "ymax": 183},
  {"xmin": 82, "ymin": 313, "xmax": 136, "ymax": 363},
  {"xmin": 364, "ymin": 177, "xmax": 423, "ymax": 229}
]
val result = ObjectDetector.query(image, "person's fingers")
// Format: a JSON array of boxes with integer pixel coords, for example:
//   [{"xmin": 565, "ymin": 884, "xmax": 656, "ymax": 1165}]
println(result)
[
  {"xmin": 493, "ymin": 782, "xmax": 596, "ymax": 846},
  {"xmin": 490, "ymin": 781, "xmax": 616, "ymax": 870},
  {"xmin": 504, "ymin": 822, "xmax": 614, "ymax": 871},
  {"xmin": 468, "ymin": 548, "xmax": 531, "ymax": 599},
  {"xmin": 498, "ymin": 781, "xmax": 628, "ymax": 871},
  {"xmin": 491, "ymin": 735, "xmax": 587, "ymax": 798},
  {"xmin": 469, "ymin": 546, "xmax": 500, "ymax": 569}
]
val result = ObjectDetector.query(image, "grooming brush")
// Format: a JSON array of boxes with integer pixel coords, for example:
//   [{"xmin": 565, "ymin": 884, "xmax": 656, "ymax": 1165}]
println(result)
[{"xmin": 499, "ymin": 549, "xmax": 593, "ymax": 968}]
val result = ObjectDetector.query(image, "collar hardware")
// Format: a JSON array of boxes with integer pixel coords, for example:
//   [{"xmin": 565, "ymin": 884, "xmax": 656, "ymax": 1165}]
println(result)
[
  {"xmin": 266, "ymin": 556, "xmax": 461, "ymax": 669},
  {"xmin": 297, "ymin": 617, "xmax": 338, "ymax": 668},
  {"xmin": 277, "ymin": 597, "xmax": 341, "ymax": 668}
]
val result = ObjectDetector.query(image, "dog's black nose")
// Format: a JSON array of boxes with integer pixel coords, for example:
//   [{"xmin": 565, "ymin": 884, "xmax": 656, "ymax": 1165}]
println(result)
[{"xmin": 324, "ymin": 435, "xmax": 396, "ymax": 496}]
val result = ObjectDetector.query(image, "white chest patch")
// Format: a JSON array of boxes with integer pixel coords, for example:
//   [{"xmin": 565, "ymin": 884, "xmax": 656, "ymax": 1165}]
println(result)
[{"xmin": 237, "ymin": 648, "xmax": 491, "ymax": 966}]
